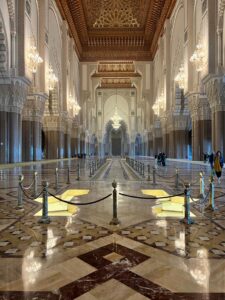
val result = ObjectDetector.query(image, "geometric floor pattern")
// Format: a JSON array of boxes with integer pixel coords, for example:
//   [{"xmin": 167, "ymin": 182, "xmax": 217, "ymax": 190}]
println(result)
[
  {"xmin": 120, "ymin": 218, "xmax": 225, "ymax": 259},
  {"xmin": 1, "ymin": 158, "xmax": 225, "ymax": 299},
  {"xmin": 0, "ymin": 216, "xmax": 111, "ymax": 258}
]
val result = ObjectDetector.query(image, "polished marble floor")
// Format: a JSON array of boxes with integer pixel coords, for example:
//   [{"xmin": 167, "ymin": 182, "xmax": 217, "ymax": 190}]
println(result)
[{"xmin": 0, "ymin": 157, "xmax": 225, "ymax": 299}]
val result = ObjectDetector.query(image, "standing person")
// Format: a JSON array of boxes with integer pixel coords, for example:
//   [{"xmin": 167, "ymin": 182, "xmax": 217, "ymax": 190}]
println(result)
[
  {"xmin": 214, "ymin": 150, "xmax": 224, "ymax": 184},
  {"xmin": 161, "ymin": 153, "xmax": 166, "ymax": 167},
  {"xmin": 209, "ymin": 151, "xmax": 215, "ymax": 169}
]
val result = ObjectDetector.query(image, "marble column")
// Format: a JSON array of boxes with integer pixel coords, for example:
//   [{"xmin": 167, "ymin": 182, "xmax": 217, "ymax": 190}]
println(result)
[
  {"xmin": 174, "ymin": 130, "xmax": 189, "ymax": 159},
  {"xmin": 45, "ymin": 131, "xmax": 60, "ymax": 159},
  {"xmin": 22, "ymin": 120, "xmax": 43, "ymax": 161},
  {"xmin": 192, "ymin": 119, "xmax": 211, "ymax": 160},
  {"xmin": 9, "ymin": 112, "xmax": 22, "ymax": 163},
  {"xmin": 149, "ymin": 140, "xmax": 153, "ymax": 156},
  {"xmin": 33, "ymin": 121, "xmax": 42, "ymax": 160},
  {"xmin": 64, "ymin": 133, "xmax": 71, "ymax": 158},
  {"xmin": 71, "ymin": 137, "xmax": 75, "ymax": 157},
  {"xmin": 154, "ymin": 137, "xmax": 162, "ymax": 154},
  {"xmin": 74, "ymin": 138, "xmax": 79, "ymax": 155},
  {"xmin": 0, "ymin": 111, "xmax": 8, "ymax": 163},
  {"xmin": 161, "ymin": 132, "xmax": 169, "ymax": 155},
  {"xmin": 22, "ymin": 93, "xmax": 46, "ymax": 161},
  {"xmin": 188, "ymin": 94, "xmax": 212, "ymax": 161},
  {"xmin": 165, "ymin": 133, "xmax": 169, "ymax": 155},
  {"xmin": 0, "ymin": 78, "xmax": 28, "ymax": 163},
  {"xmin": 22, "ymin": 120, "xmax": 33, "ymax": 161},
  {"xmin": 43, "ymin": 115, "xmax": 66, "ymax": 159},
  {"xmin": 44, "ymin": 129, "xmax": 65, "ymax": 159},
  {"xmin": 3, "ymin": 111, "xmax": 22, "ymax": 163},
  {"xmin": 168, "ymin": 130, "xmax": 175, "ymax": 158},
  {"xmin": 58, "ymin": 131, "xmax": 64, "ymax": 159},
  {"xmin": 213, "ymin": 110, "xmax": 225, "ymax": 155},
  {"xmin": 129, "ymin": 142, "xmax": 135, "ymax": 157},
  {"xmin": 204, "ymin": 77, "xmax": 225, "ymax": 157}
]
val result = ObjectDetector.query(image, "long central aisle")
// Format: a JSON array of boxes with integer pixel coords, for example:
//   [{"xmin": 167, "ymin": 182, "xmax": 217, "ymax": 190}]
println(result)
[
  {"xmin": 0, "ymin": 158, "xmax": 225, "ymax": 299},
  {"xmin": 94, "ymin": 158, "xmax": 138, "ymax": 182}
]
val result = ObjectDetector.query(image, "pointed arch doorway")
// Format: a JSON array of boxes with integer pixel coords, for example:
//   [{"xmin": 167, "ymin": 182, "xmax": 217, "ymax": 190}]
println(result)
[
  {"xmin": 111, "ymin": 130, "xmax": 122, "ymax": 156},
  {"xmin": 104, "ymin": 121, "xmax": 129, "ymax": 157}
]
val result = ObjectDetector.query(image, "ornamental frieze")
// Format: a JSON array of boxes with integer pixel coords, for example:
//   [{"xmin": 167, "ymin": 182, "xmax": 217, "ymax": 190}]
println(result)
[
  {"xmin": 0, "ymin": 78, "xmax": 28, "ymax": 113},
  {"xmin": 204, "ymin": 76, "xmax": 225, "ymax": 111}
]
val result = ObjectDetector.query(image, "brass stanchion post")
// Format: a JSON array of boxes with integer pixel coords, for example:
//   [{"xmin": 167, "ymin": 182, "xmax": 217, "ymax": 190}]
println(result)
[
  {"xmin": 153, "ymin": 167, "xmax": 156, "ymax": 185},
  {"xmin": 17, "ymin": 174, "xmax": 24, "ymax": 210},
  {"xmin": 175, "ymin": 168, "xmax": 179, "ymax": 189},
  {"xmin": 67, "ymin": 166, "xmax": 71, "ymax": 184},
  {"xmin": 33, "ymin": 171, "xmax": 38, "ymax": 197},
  {"xmin": 110, "ymin": 180, "xmax": 120, "ymax": 225},
  {"xmin": 199, "ymin": 172, "xmax": 205, "ymax": 198},
  {"xmin": 206, "ymin": 175, "xmax": 215, "ymax": 211},
  {"xmin": 147, "ymin": 164, "xmax": 150, "ymax": 181},
  {"xmin": 55, "ymin": 168, "xmax": 59, "ymax": 190},
  {"xmin": 38, "ymin": 181, "xmax": 51, "ymax": 224},
  {"xmin": 181, "ymin": 183, "xmax": 194, "ymax": 224}
]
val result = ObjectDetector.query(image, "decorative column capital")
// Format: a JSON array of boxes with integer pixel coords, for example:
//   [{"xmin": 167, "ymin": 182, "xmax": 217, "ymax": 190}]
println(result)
[
  {"xmin": 159, "ymin": 111, "xmax": 168, "ymax": 134},
  {"xmin": 0, "ymin": 77, "xmax": 29, "ymax": 113},
  {"xmin": 22, "ymin": 92, "xmax": 48, "ymax": 122},
  {"xmin": 187, "ymin": 93, "xmax": 211, "ymax": 121},
  {"xmin": 153, "ymin": 120, "xmax": 162, "ymax": 138},
  {"xmin": 204, "ymin": 75, "xmax": 225, "ymax": 113},
  {"xmin": 166, "ymin": 111, "xmax": 191, "ymax": 131}
]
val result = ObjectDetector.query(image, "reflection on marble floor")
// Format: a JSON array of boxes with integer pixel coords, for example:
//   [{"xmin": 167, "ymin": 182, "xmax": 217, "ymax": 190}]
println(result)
[{"xmin": 0, "ymin": 158, "xmax": 225, "ymax": 299}]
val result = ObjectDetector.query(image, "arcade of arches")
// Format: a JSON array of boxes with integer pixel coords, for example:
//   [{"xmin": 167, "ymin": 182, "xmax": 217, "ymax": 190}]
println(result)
[{"xmin": 1, "ymin": 1, "xmax": 225, "ymax": 299}]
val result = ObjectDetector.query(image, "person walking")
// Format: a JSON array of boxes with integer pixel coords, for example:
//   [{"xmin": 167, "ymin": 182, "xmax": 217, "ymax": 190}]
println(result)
[
  {"xmin": 209, "ymin": 151, "xmax": 215, "ymax": 169},
  {"xmin": 214, "ymin": 150, "xmax": 224, "ymax": 184}
]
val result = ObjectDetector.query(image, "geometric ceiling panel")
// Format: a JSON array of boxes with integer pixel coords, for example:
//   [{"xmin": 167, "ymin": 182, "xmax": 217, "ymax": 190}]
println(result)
[{"xmin": 56, "ymin": 0, "xmax": 176, "ymax": 61}]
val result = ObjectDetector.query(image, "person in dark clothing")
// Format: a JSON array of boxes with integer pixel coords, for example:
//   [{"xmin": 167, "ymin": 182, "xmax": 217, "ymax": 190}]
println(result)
[
  {"xmin": 214, "ymin": 150, "xmax": 224, "ymax": 184},
  {"xmin": 208, "ymin": 152, "xmax": 214, "ymax": 169},
  {"xmin": 157, "ymin": 153, "xmax": 162, "ymax": 165},
  {"xmin": 203, "ymin": 153, "xmax": 208, "ymax": 163},
  {"xmin": 161, "ymin": 153, "xmax": 166, "ymax": 166}
]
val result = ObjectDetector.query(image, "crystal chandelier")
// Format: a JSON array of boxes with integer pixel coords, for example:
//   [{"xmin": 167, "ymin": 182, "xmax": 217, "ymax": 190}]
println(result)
[
  {"xmin": 111, "ymin": 106, "xmax": 122, "ymax": 129},
  {"xmin": 28, "ymin": 45, "xmax": 43, "ymax": 73},
  {"xmin": 68, "ymin": 95, "xmax": 81, "ymax": 116},
  {"xmin": 152, "ymin": 102, "xmax": 160, "ymax": 116},
  {"xmin": 111, "ymin": 90, "xmax": 122, "ymax": 130},
  {"xmin": 48, "ymin": 65, "xmax": 58, "ymax": 91},
  {"xmin": 152, "ymin": 91, "xmax": 165, "ymax": 116},
  {"xmin": 190, "ymin": 44, "xmax": 205, "ymax": 72},
  {"xmin": 74, "ymin": 97, "xmax": 81, "ymax": 116},
  {"xmin": 174, "ymin": 65, "xmax": 185, "ymax": 89}
]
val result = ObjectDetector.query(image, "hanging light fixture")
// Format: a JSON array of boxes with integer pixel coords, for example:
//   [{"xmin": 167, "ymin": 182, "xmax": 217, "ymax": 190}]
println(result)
[
  {"xmin": 190, "ymin": 43, "xmax": 206, "ymax": 72},
  {"xmin": 152, "ymin": 90, "xmax": 165, "ymax": 116},
  {"xmin": 174, "ymin": 65, "xmax": 185, "ymax": 89},
  {"xmin": 152, "ymin": 101, "xmax": 160, "ymax": 116},
  {"xmin": 74, "ymin": 97, "xmax": 81, "ymax": 116},
  {"xmin": 111, "ymin": 89, "xmax": 122, "ymax": 130},
  {"xmin": 48, "ymin": 65, "xmax": 58, "ymax": 91},
  {"xmin": 158, "ymin": 91, "xmax": 165, "ymax": 110},
  {"xmin": 28, "ymin": 45, "xmax": 43, "ymax": 73},
  {"xmin": 68, "ymin": 95, "xmax": 81, "ymax": 117}
]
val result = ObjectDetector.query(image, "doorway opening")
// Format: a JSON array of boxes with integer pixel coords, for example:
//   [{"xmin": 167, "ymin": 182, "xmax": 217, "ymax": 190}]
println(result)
[{"xmin": 111, "ymin": 130, "xmax": 122, "ymax": 156}]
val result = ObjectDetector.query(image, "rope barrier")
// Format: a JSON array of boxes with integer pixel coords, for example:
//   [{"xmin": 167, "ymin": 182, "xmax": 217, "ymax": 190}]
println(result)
[
  {"xmin": 215, "ymin": 191, "xmax": 225, "ymax": 199},
  {"xmin": 19, "ymin": 184, "xmax": 44, "ymax": 200},
  {"xmin": 189, "ymin": 177, "xmax": 200, "ymax": 186},
  {"xmin": 22, "ymin": 178, "xmax": 35, "ymax": 190},
  {"xmin": 119, "ymin": 192, "xmax": 184, "ymax": 200},
  {"xmin": 48, "ymin": 191, "xmax": 112, "ymax": 206},
  {"xmin": 155, "ymin": 171, "xmax": 176, "ymax": 179}
]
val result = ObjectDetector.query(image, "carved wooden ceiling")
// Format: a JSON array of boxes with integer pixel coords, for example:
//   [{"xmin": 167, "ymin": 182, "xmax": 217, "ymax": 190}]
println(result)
[{"xmin": 56, "ymin": 0, "xmax": 176, "ymax": 61}]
